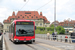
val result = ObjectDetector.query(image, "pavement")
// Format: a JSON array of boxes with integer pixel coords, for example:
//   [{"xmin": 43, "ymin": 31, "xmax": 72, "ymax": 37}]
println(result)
[{"xmin": 4, "ymin": 33, "xmax": 75, "ymax": 50}]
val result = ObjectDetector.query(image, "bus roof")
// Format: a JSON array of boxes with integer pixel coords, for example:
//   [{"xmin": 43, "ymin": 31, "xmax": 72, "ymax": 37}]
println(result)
[{"xmin": 11, "ymin": 20, "xmax": 35, "ymax": 24}]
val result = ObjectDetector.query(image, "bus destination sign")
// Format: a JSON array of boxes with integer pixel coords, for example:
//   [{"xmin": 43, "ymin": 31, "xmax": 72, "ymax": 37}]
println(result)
[{"xmin": 16, "ymin": 22, "xmax": 33, "ymax": 25}]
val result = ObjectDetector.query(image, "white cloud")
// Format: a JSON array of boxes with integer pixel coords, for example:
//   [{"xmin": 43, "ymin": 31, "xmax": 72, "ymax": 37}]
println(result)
[{"xmin": 0, "ymin": 0, "xmax": 75, "ymax": 24}]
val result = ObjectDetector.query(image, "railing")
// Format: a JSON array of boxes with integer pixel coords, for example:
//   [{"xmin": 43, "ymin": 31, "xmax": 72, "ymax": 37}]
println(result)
[
  {"xmin": 0, "ymin": 35, "xmax": 2, "ymax": 50},
  {"xmin": 35, "ymin": 35, "xmax": 75, "ymax": 43}
]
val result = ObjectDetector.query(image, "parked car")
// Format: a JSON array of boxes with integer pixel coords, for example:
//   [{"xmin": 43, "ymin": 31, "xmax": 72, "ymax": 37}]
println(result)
[{"xmin": 70, "ymin": 33, "xmax": 75, "ymax": 42}]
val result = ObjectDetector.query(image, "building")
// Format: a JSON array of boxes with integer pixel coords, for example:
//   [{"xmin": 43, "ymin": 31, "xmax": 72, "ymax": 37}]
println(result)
[
  {"xmin": 59, "ymin": 20, "xmax": 75, "ymax": 33},
  {"xmin": 3, "ymin": 11, "xmax": 50, "ymax": 32},
  {"xmin": 51, "ymin": 21, "xmax": 59, "ymax": 27},
  {"xmin": 0, "ymin": 22, "xmax": 3, "ymax": 33}
]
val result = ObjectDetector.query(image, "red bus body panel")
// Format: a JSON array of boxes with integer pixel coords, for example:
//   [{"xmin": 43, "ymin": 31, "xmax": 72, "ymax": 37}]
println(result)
[{"xmin": 10, "ymin": 20, "xmax": 35, "ymax": 42}]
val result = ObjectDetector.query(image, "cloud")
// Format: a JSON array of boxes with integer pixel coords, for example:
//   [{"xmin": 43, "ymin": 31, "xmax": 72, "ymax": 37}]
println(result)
[
  {"xmin": 0, "ymin": 7, "xmax": 13, "ymax": 23},
  {"xmin": 0, "ymin": 0, "xmax": 75, "ymax": 24}
]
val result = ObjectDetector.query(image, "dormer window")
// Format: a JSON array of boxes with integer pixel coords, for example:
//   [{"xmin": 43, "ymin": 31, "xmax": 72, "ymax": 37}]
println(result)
[
  {"xmin": 13, "ymin": 14, "xmax": 14, "ymax": 15},
  {"xmin": 20, "ymin": 15, "xmax": 22, "ymax": 16},
  {"xmin": 23, "ymin": 16, "xmax": 24, "ymax": 18},
  {"xmin": 40, "ymin": 14, "xmax": 42, "ymax": 16},
  {"xmin": 18, "ymin": 16, "xmax": 20, "ymax": 18},
  {"xmin": 36, "ymin": 16, "xmax": 38, "ymax": 18},
  {"xmin": 27, "ymin": 16, "xmax": 29, "ymax": 18},
  {"xmin": 32, "ymin": 16, "xmax": 33, "ymax": 18},
  {"xmin": 29, "ymin": 15, "xmax": 31, "ymax": 16},
  {"xmin": 7, "ymin": 20, "xmax": 9, "ymax": 22}
]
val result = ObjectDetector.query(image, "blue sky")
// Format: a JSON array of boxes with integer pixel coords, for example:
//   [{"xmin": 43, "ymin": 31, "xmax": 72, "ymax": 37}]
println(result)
[{"xmin": 0, "ymin": 0, "xmax": 75, "ymax": 23}]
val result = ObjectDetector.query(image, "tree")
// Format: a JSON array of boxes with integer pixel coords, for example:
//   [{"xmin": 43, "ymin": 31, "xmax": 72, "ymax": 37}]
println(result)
[
  {"xmin": 56, "ymin": 26, "xmax": 65, "ymax": 34},
  {"xmin": 50, "ymin": 24, "xmax": 54, "ymax": 31}
]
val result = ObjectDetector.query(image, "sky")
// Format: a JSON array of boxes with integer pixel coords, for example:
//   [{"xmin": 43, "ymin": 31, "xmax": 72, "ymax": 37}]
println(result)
[{"xmin": 0, "ymin": 0, "xmax": 75, "ymax": 23}]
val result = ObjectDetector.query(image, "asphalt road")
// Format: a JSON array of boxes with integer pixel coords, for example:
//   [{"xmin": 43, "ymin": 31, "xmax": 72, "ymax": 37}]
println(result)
[{"xmin": 4, "ymin": 33, "xmax": 75, "ymax": 50}]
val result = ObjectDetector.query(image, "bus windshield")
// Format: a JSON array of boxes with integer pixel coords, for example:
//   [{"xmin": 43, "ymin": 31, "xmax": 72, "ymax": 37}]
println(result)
[{"xmin": 16, "ymin": 25, "xmax": 34, "ymax": 36}]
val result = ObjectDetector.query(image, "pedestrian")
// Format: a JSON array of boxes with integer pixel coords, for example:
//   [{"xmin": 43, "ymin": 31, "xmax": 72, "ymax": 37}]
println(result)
[
  {"xmin": 54, "ymin": 31, "xmax": 57, "ymax": 40},
  {"xmin": 47, "ymin": 33, "xmax": 50, "ymax": 39},
  {"xmin": 52, "ymin": 32, "xmax": 55, "ymax": 40}
]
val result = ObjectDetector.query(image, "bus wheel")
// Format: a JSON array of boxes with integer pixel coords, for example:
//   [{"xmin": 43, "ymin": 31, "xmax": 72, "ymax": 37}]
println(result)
[{"xmin": 33, "ymin": 40, "xmax": 35, "ymax": 42}]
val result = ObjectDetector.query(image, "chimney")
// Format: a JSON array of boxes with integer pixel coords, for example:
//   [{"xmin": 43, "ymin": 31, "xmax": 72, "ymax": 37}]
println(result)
[
  {"xmin": 40, "ymin": 12, "xmax": 42, "ymax": 16},
  {"xmin": 12, "ymin": 11, "xmax": 15, "ymax": 16}
]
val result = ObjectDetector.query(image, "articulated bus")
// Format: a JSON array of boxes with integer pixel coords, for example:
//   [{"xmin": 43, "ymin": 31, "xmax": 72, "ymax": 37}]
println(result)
[{"xmin": 9, "ymin": 20, "xmax": 35, "ymax": 43}]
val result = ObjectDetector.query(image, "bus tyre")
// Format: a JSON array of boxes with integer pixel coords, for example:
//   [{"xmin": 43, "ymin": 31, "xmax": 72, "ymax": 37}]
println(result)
[{"xmin": 33, "ymin": 40, "xmax": 35, "ymax": 42}]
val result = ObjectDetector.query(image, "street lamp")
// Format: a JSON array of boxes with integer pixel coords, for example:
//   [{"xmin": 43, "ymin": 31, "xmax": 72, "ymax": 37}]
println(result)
[
  {"xmin": 45, "ymin": 23, "xmax": 46, "ymax": 34},
  {"xmin": 68, "ymin": 18, "xmax": 70, "ymax": 34},
  {"xmin": 54, "ymin": 0, "xmax": 56, "ymax": 33}
]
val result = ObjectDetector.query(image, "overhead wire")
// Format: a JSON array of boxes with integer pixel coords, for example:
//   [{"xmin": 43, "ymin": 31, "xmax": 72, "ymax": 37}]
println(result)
[
  {"xmin": 20, "ymin": 0, "xmax": 29, "ymax": 10},
  {"xmin": 35, "ymin": 0, "xmax": 52, "ymax": 10}
]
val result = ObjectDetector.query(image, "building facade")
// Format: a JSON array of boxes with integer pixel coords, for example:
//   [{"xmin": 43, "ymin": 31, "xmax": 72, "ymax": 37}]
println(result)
[
  {"xmin": 3, "ymin": 11, "xmax": 50, "ymax": 32},
  {"xmin": 0, "ymin": 22, "xmax": 3, "ymax": 33},
  {"xmin": 59, "ymin": 20, "xmax": 75, "ymax": 33}
]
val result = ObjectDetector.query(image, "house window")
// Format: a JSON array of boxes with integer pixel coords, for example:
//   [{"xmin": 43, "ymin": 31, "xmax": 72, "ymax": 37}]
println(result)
[
  {"xmin": 32, "ymin": 16, "xmax": 33, "ymax": 18},
  {"xmin": 29, "ymin": 15, "xmax": 31, "ymax": 16},
  {"xmin": 36, "ymin": 23, "xmax": 38, "ymax": 26},
  {"xmin": 25, "ymin": 12, "xmax": 31, "ymax": 14},
  {"xmin": 7, "ymin": 20, "xmax": 9, "ymax": 22},
  {"xmin": 23, "ymin": 16, "xmax": 24, "ymax": 18},
  {"xmin": 13, "ymin": 14, "xmax": 14, "ymax": 15},
  {"xmin": 20, "ymin": 15, "xmax": 22, "ymax": 16},
  {"xmin": 7, "ymin": 26, "xmax": 9, "ymax": 29},
  {"xmin": 18, "ymin": 16, "xmax": 20, "ymax": 18},
  {"xmin": 40, "ymin": 23, "xmax": 42, "ymax": 26},
  {"xmin": 36, "ymin": 16, "xmax": 38, "ymax": 18},
  {"xmin": 27, "ymin": 16, "xmax": 29, "ymax": 18}
]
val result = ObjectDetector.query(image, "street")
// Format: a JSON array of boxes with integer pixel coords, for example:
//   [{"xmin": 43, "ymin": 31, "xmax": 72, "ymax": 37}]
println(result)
[{"xmin": 4, "ymin": 33, "xmax": 75, "ymax": 50}]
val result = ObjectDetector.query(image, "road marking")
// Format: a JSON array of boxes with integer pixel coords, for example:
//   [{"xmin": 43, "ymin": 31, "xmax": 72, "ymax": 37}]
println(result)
[
  {"xmin": 34, "ymin": 44, "xmax": 50, "ymax": 50},
  {"xmin": 37, "ymin": 43, "xmax": 62, "ymax": 50}
]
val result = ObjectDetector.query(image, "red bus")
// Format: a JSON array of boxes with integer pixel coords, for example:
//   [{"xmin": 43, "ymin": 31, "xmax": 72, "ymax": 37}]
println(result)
[{"xmin": 9, "ymin": 20, "xmax": 35, "ymax": 43}]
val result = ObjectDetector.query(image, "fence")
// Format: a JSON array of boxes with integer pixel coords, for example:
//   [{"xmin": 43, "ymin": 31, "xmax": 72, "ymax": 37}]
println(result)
[
  {"xmin": 35, "ymin": 35, "xmax": 75, "ymax": 43},
  {"xmin": 0, "ymin": 35, "xmax": 2, "ymax": 50}
]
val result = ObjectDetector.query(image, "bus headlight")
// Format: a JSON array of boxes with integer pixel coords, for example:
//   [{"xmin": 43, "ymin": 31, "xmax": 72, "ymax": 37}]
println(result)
[
  {"xmin": 14, "ymin": 39, "xmax": 19, "ymax": 40},
  {"xmin": 31, "ymin": 39, "xmax": 35, "ymax": 40},
  {"xmin": 31, "ymin": 39, "xmax": 35, "ymax": 42}
]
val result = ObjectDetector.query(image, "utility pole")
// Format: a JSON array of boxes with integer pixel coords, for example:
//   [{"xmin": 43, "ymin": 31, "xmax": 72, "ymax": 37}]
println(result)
[{"xmin": 54, "ymin": 0, "xmax": 56, "ymax": 33}]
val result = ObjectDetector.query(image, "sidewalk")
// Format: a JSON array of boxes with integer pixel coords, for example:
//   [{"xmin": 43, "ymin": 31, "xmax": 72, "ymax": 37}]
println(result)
[{"xmin": 35, "ymin": 38, "xmax": 75, "ymax": 50}]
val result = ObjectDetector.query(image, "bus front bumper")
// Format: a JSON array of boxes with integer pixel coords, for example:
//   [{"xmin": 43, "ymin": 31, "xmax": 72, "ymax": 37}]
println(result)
[{"xmin": 14, "ymin": 39, "xmax": 35, "ymax": 42}]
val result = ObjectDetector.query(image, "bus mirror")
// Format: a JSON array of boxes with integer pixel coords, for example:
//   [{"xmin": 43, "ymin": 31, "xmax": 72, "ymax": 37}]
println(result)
[
  {"xmin": 35, "ymin": 26, "xmax": 36, "ymax": 30},
  {"xmin": 13, "ymin": 23, "xmax": 15, "ymax": 27}
]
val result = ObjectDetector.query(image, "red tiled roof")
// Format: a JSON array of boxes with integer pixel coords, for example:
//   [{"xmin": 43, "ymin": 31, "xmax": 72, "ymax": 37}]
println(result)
[{"xmin": 3, "ymin": 11, "xmax": 50, "ymax": 23}]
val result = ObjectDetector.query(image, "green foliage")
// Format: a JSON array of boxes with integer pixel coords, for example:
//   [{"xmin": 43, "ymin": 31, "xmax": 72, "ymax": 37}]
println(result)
[
  {"xmin": 36, "ymin": 27, "xmax": 45, "ymax": 31},
  {"xmin": 50, "ymin": 24, "xmax": 54, "ymax": 31},
  {"xmin": 35, "ymin": 24, "xmax": 65, "ymax": 34},
  {"xmin": 56, "ymin": 26, "xmax": 65, "ymax": 34},
  {"xmin": 46, "ymin": 27, "xmax": 50, "ymax": 31}
]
